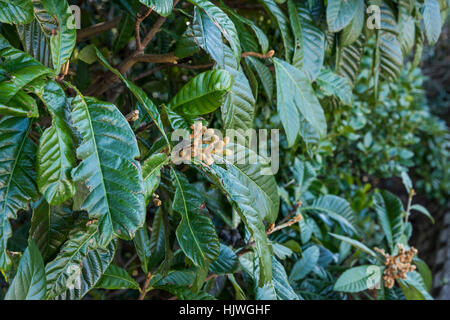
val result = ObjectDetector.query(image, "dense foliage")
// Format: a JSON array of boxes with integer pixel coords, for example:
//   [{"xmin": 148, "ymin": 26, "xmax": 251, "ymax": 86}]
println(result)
[{"xmin": 0, "ymin": 0, "xmax": 448, "ymax": 300}]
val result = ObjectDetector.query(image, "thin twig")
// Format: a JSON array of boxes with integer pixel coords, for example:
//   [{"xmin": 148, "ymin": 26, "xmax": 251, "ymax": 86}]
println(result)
[
  {"xmin": 138, "ymin": 272, "xmax": 152, "ymax": 300},
  {"xmin": 135, "ymin": 7, "xmax": 153, "ymax": 52},
  {"xmin": 77, "ymin": 16, "xmax": 122, "ymax": 42},
  {"xmin": 241, "ymin": 50, "xmax": 275, "ymax": 59}
]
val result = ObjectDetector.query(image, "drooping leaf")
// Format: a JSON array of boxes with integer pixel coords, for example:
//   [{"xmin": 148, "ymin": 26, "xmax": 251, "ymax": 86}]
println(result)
[
  {"xmin": 329, "ymin": 233, "xmax": 377, "ymax": 257},
  {"xmin": 209, "ymin": 244, "xmax": 239, "ymax": 274},
  {"xmin": 70, "ymin": 92, "xmax": 145, "ymax": 246},
  {"xmin": 410, "ymin": 204, "xmax": 434, "ymax": 223},
  {"xmin": 316, "ymin": 69, "xmax": 352, "ymax": 105},
  {"xmin": 37, "ymin": 81, "xmax": 75, "ymax": 205},
  {"xmin": 326, "ymin": 0, "xmax": 358, "ymax": 32},
  {"xmin": 292, "ymin": 158, "xmax": 316, "ymax": 199},
  {"xmin": 287, "ymin": 0, "xmax": 303, "ymax": 67},
  {"xmin": 40, "ymin": 0, "xmax": 76, "ymax": 73},
  {"xmin": 422, "ymin": 0, "xmax": 442, "ymax": 45},
  {"xmin": 337, "ymin": 34, "xmax": 364, "ymax": 86},
  {"xmin": 188, "ymin": 0, "xmax": 241, "ymax": 63},
  {"xmin": 0, "ymin": 116, "xmax": 38, "ymax": 272},
  {"xmin": 260, "ymin": 0, "xmax": 293, "ymax": 61},
  {"xmin": 133, "ymin": 224, "xmax": 152, "ymax": 273},
  {"xmin": 139, "ymin": 0, "xmax": 173, "ymax": 17},
  {"xmin": 29, "ymin": 199, "xmax": 73, "ymax": 262},
  {"xmin": 142, "ymin": 153, "xmax": 168, "ymax": 203},
  {"xmin": 246, "ymin": 56, "xmax": 273, "ymax": 101},
  {"xmin": 398, "ymin": 271, "xmax": 433, "ymax": 300},
  {"xmin": 5, "ymin": 239, "xmax": 45, "ymax": 300},
  {"xmin": 274, "ymin": 58, "xmax": 327, "ymax": 146},
  {"xmin": 168, "ymin": 70, "xmax": 232, "ymax": 116},
  {"xmin": 45, "ymin": 224, "xmax": 117, "ymax": 300},
  {"xmin": 171, "ymin": 170, "xmax": 220, "ymax": 268},
  {"xmin": 95, "ymin": 264, "xmax": 139, "ymax": 290},
  {"xmin": 374, "ymin": 190, "xmax": 404, "ymax": 252},
  {"xmin": 340, "ymin": 0, "xmax": 364, "ymax": 46},
  {"xmin": 0, "ymin": 0, "xmax": 34, "ymax": 25},
  {"xmin": 289, "ymin": 245, "xmax": 320, "ymax": 281},
  {"xmin": 334, "ymin": 265, "xmax": 382, "ymax": 292}
]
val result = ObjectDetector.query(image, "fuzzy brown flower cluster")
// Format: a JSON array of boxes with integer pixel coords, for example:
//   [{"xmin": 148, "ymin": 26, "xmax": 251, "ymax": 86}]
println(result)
[
  {"xmin": 374, "ymin": 244, "xmax": 418, "ymax": 289},
  {"xmin": 175, "ymin": 122, "xmax": 232, "ymax": 166}
]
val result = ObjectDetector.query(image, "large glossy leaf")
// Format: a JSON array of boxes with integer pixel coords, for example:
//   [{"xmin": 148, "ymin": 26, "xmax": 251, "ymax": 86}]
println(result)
[
  {"xmin": 217, "ymin": 46, "xmax": 256, "ymax": 137},
  {"xmin": 29, "ymin": 199, "xmax": 73, "ymax": 262},
  {"xmin": 399, "ymin": 271, "xmax": 433, "ymax": 300},
  {"xmin": 246, "ymin": 56, "xmax": 273, "ymax": 101},
  {"xmin": 326, "ymin": 0, "xmax": 358, "ymax": 32},
  {"xmin": 374, "ymin": 190, "xmax": 404, "ymax": 252},
  {"xmin": 192, "ymin": 6, "xmax": 225, "ymax": 65},
  {"xmin": 378, "ymin": 3, "xmax": 403, "ymax": 82},
  {"xmin": 0, "ymin": 36, "xmax": 52, "ymax": 117},
  {"xmin": 171, "ymin": 170, "xmax": 220, "ymax": 268},
  {"xmin": 45, "ymin": 224, "xmax": 117, "ymax": 300},
  {"xmin": 37, "ymin": 81, "xmax": 75, "ymax": 205},
  {"xmin": 209, "ymin": 244, "xmax": 239, "ymax": 274},
  {"xmin": 337, "ymin": 34, "xmax": 364, "ymax": 86},
  {"xmin": 5, "ymin": 240, "xmax": 45, "ymax": 300},
  {"xmin": 197, "ymin": 160, "xmax": 272, "ymax": 285},
  {"xmin": 274, "ymin": 58, "xmax": 326, "ymax": 147},
  {"xmin": 0, "ymin": 116, "xmax": 38, "ymax": 272},
  {"xmin": 255, "ymin": 256, "xmax": 299, "ymax": 300},
  {"xmin": 334, "ymin": 265, "xmax": 382, "ymax": 292},
  {"xmin": 295, "ymin": 2, "xmax": 325, "ymax": 81},
  {"xmin": 261, "ymin": 0, "xmax": 293, "ymax": 61},
  {"xmin": 139, "ymin": 0, "xmax": 173, "ymax": 17},
  {"xmin": 142, "ymin": 153, "xmax": 168, "ymax": 203},
  {"xmin": 94, "ymin": 48, "xmax": 169, "ymax": 145},
  {"xmin": 289, "ymin": 245, "xmax": 320, "ymax": 281},
  {"xmin": 95, "ymin": 264, "xmax": 139, "ymax": 290},
  {"xmin": 188, "ymin": 0, "xmax": 241, "ymax": 63},
  {"xmin": 340, "ymin": 0, "xmax": 364, "ymax": 46},
  {"xmin": 70, "ymin": 93, "xmax": 145, "ymax": 246},
  {"xmin": 0, "ymin": 0, "xmax": 33, "ymax": 25},
  {"xmin": 422, "ymin": 0, "xmax": 442, "ymax": 45},
  {"xmin": 40, "ymin": 0, "xmax": 76, "ymax": 73},
  {"xmin": 398, "ymin": 2, "xmax": 415, "ymax": 55},
  {"xmin": 301, "ymin": 195, "xmax": 357, "ymax": 235},
  {"xmin": 168, "ymin": 70, "xmax": 232, "ymax": 116},
  {"xmin": 316, "ymin": 69, "xmax": 352, "ymax": 106}
]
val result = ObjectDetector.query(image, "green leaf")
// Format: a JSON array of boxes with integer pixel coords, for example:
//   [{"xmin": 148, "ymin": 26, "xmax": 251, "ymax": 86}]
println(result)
[
  {"xmin": 168, "ymin": 70, "xmax": 232, "ymax": 116},
  {"xmin": 133, "ymin": 224, "xmax": 152, "ymax": 273},
  {"xmin": 197, "ymin": 160, "xmax": 272, "ymax": 285},
  {"xmin": 45, "ymin": 224, "xmax": 117, "ymax": 299},
  {"xmin": 139, "ymin": 0, "xmax": 173, "ymax": 17},
  {"xmin": 142, "ymin": 153, "xmax": 168, "ymax": 203},
  {"xmin": 287, "ymin": 0, "xmax": 303, "ymax": 67},
  {"xmin": 192, "ymin": 6, "xmax": 225, "ymax": 66},
  {"xmin": 260, "ymin": 0, "xmax": 293, "ymax": 61},
  {"xmin": 340, "ymin": 0, "xmax": 364, "ymax": 46},
  {"xmin": 70, "ymin": 93, "xmax": 145, "ymax": 246},
  {"xmin": 209, "ymin": 244, "xmax": 239, "ymax": 274},
  {"xmin": 171, "ymin": 170, "xmax": 220, "ymax": 268},
  {"xmin": 422, "ymin": 0, "xmax": 442, "ymax": 45},
  {"xmin": 274, "ymin": 58, "xmax": 327, "ymax": 147},
  {"xmin": 5, "ymin": 240, "xmax": 45, "ymax": 300},
  {"xmin": 374, "ymin": 190, "xmax": 404, "ymax": 252},
  {"xmin": 292, "ymin": 158, "xmax": 316, "ymax": 198},
  {"xmin": 329, "ymin": 233, "xmax": 377, "ymax": 257},
  {"xmin": 398, "ymin": 7, "xmax": 415, "ymax": 55},
  {"xmin": 37, "ymin": 81, "xmax": 75, "ymax": 205},
  {"xmin": 337, "ymin": 35, "xmax": 364, "ymax": 86},
  {"xmin": 256, "ymin": 256, "xmax": 299, "ymax": 300},
  {"xmin": 295, "ymin": 2, "xmax": 325, "ymax": 81},
  {"xmin": 289, "ymin": 245, "xmax": 320, "ymax": 281},
  {"xmin": 334, "ymin": 265, "xmax": 382, "ymax": 292},
  {"xmin": 29, "ymin": 199, "xmax": 73, "ymax": 262},
  {"xmin": 217, "ymin": 46, "xmax": 255, "ymax": 137},
  {"xmin": 40, "ymin": 0, "xmax": 76, "ymax": 73},
  {"xmin": 246, "ymin": 56, "xmax": 273, "ymax": 101},
  {"xmin": 316, "ymin": 69, "xmax": 353, "ymax": 105},
  {"xmin": 0, "ymin": 116, "xmax": 38, "ymax": 272},
  {"xmin": 410, "ymin": 204, "xmax": 434, "ymax": 223},
  {"xmin": 0, "ymin": 0, "xmax": 33, "ymax": 25},
  {"xmin": 95, "ymin": 264, "xmax": 139, "ymax": 290},
  {"xmin": 188, "ymin": 0, "xmax": 241, "ymax": 63},
  {"xmin": 413, "ymin": 257, "xmax": 433, "ymax": 291},
  {"xmin": 398, "ymin": 271, "xmax": 433, "ymax": 300},
  {"xmin": 326, "ymin": 0, "xmax": 358, "ymax": 32},
  {"xmin": 301, "ymin": 195, "xmax": 356, "ymax": 234},
  {"xmin": 93, "ymin": 48, "xmax": 169, "ymax": 146}
]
